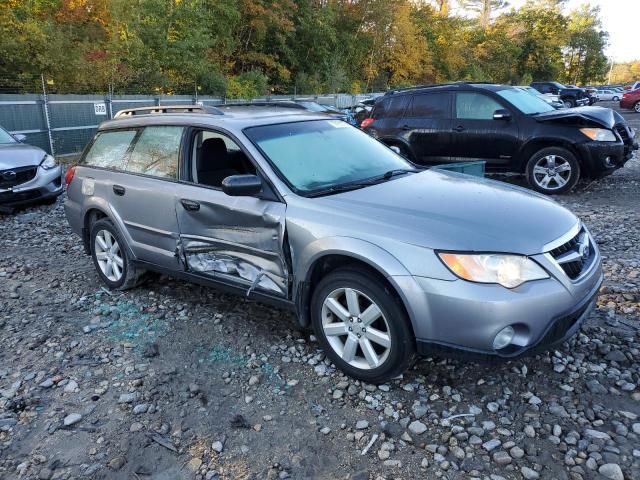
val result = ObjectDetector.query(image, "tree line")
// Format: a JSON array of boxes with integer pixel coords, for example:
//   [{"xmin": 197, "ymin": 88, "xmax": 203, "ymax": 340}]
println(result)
[{"xmin": 0, "ymin": 0, "xmax": 617, "ymax": 97}]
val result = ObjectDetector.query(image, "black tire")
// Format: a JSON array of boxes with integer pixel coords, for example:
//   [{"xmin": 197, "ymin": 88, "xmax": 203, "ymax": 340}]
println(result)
[
  {"xmin": 90, "ymin": 218, "xmax": 143, "ymax": 290},
  {"xmin": 311, "ymin": 268, "xmax": 416, "ymax": 383},
  {"xmin": 612, "ymin": 96, "xmax": 619, "ymax": 102},
  {"xmin": 525, "ymin": 147, "xmax": 581, "ymax": 195},
  {"xmin": 634, "ymin": 102, "xmax": 640, "ymax": 113},
  {"xmin": 563, "ymin": 98, "xmax": 576, "ymax": 108}
]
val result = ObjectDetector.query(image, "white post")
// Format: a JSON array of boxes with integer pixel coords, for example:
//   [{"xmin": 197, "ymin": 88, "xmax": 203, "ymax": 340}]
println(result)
[{"xmin": 41, "ymin": 74, "xmax": 55, "ymax": 156}]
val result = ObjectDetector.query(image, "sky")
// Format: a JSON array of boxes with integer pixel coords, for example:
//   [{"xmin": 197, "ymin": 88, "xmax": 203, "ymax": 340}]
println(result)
[{"xmin": 461, "ymin": 0, "xmax": 639, "ymax": 63}]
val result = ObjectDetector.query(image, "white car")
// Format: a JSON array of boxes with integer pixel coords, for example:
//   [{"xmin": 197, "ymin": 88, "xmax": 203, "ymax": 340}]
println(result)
[{"xmin": 596, "ymin": 89, "xmax": 621, "ymax": 101}]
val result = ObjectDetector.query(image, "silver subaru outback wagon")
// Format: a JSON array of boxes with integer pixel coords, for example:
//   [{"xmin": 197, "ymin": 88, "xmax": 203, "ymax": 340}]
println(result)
[{"xmin": 64, "ymin": 105, "xmax": 603, "ymax": 383}]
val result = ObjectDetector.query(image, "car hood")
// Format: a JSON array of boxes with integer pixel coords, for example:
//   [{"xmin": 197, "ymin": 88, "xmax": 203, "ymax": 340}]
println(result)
[
  {"xmin": 534, "ymin": 106, "xmax": 618, "ymax": 128},
  {"xmin": 313, "ymin": 170, "xmax": 578, "ymax": 255},
  {"xmin": 0, "ymin": 143, "xmax": 47, "ymax": 169}
]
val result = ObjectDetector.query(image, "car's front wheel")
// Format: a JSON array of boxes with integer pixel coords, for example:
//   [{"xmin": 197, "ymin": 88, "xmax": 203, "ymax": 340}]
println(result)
[
  {"xmin": 90, "ymin": 218, "xmax": 143, "ymax": 290},
  {"xmin": 563, "ymin": 98, "xmax": 576, "ymax": 108},
  {"xmin": 634, "ymin": 102, "xmax": 640, "ymax": 113},
  {"xmin": 311, "ymin": 268, "xmax": 416, "ymax": 383},
  {"xmin": 525, "ymin": 147, "xmax": 581, "ymax": 195}
]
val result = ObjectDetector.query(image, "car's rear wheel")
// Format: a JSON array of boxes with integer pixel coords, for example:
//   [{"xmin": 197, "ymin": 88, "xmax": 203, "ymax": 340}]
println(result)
[
  {"xmin": 612, "ymin": 96, "xmax": 619, "ymax": 101},
  {"xmin": 634, "ymin": 102, "xmax": 640, "ymax": 113},
  {"xmin": 563, "ymin": 98, "xmax": 576, "ymax": 108},
  {"xmin": 311, "ymin": 268, "xmax": 416, "ymax": 383},
  {"xmin": 526, "ymin": 147, "xmax": 580, "ymax": 195},
  {"xmin": 90, "ymin": 218, "xmax": 143, "ymax": 290}
]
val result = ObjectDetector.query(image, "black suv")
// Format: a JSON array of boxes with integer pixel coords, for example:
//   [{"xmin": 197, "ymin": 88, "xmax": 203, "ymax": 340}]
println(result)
[
  {"xmin": 363, "ymin": 83, "xmax": 637, "ymax": 194},
  {"xmin": 530, "ymin": 81, "xmax": 589, "ymax": 108}
]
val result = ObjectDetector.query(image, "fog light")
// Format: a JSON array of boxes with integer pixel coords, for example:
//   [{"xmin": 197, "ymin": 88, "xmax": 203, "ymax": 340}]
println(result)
[
  {"xmin": 493, "ymin": 326, "xmax": 515, "ymax": 350},
  {"xmin": 604, "ymin": 156, "xmax": 614, "ymax": 167}
]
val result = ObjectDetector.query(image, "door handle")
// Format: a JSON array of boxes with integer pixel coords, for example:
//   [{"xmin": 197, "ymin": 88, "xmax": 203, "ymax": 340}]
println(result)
[
  {"xmin": 453, "ymin": 125, "xmax": 465, "ymax": 132},
  {"xmin": 181, "ymin": 199, "xmax": 200, "ymax": 211},
  {"xmin": 112, "ymin": 185, "xmax": 126, "ymax": 196}
]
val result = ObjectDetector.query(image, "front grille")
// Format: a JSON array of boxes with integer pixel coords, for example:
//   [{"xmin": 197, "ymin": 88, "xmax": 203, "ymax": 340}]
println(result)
[
  {"xmin": 614, "ymin": 123, "xmax": 630, "ymax": 144},
  {"xmin": 0, "ymin": 166, "xmax": 37, "ymax": 189},
  {"xmin": 540, "ymin": 300, "xmax": 591, "ymax": 346},
  {"xmin": 0, "ymin": 189, "xmax": 41, "ymax": 205},
  {"xmin": 548, "ymin": 228, "xmax": 593, "ymax": 280}
]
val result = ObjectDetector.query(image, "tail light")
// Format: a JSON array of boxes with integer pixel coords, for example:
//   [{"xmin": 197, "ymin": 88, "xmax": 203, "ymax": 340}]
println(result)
[
  {"xmin": 360, "ymin": 117, "xmax": 374, "ymax": 129},
  {"xmin": 64, "ymin": 165, "xmax": 76, "ymax": 189}
]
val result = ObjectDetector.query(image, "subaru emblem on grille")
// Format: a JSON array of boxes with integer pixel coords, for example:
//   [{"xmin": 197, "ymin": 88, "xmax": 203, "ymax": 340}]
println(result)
[{"xmin": 2, "ymin": 170, "xmax": 17, "ymax": 180}]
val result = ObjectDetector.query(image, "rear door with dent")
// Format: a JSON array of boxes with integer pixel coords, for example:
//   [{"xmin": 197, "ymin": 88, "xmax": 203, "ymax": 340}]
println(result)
[{"xmin": 174, "ymin": 128, "xmax": 289, "ymax": 298}]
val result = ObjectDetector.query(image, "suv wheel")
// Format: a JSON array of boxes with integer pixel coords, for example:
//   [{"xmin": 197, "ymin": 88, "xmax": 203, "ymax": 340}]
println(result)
[
  {"xmin": 526, "ymin": 147, "xmax": 580, "ymax": 195},
  {"xmin": 90, "ymin": 218, "xmax": 143, "ymax": 290},
  {"xmin": 311, "ymin": 268, "xmax": 416, "ymax": 383},
  {"xmin": 563, "ymin": 98, "xmax": 576, "ymax": 108}
]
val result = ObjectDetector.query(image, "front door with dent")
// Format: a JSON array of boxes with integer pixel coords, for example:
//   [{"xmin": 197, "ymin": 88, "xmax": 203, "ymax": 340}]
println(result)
[{"xmin": 174, "ymin": 129, "xmax": 289, "ymax": 298}]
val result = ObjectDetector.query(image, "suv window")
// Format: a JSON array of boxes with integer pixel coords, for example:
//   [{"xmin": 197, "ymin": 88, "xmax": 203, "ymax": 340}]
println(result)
[
  {"xmin": 127, "ymin": 126, "xmax": 183, "ymax": 179},
  {"xmin": 373, "ymin": 96, "xmax": 406, "ymax": 119},
  {"xmin": 456, "ymin": 93, "xmax": 503, "ymax": 120},
  {"xmin": 191, "ymin": 130, "xmax": 255, "ymax": 188},
  {"xmin": 83, "ymin": 130, "xmax": 137, "ymax": 170},
  {"xmin": 407, "ymin": 93, "xmax": 449, "ymax": 118}
]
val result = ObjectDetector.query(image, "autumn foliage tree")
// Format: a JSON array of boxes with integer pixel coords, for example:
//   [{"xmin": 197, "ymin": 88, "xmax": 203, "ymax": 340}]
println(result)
[{"xmin": 0, "ymin": 0, "xmax": 615, "ymax": 96}]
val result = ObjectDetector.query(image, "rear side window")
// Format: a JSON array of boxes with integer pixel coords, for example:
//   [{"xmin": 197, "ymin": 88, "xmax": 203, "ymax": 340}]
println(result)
[
  {"xmin": 83, "ymin": 130, "xmax": 136, "ymax": 169},
  {"xmin": 372, "ymin": 96, "xmax": 406, "ymax": 119},
  {"xmin": 456, "ymin": 93, "xmax": 503, "ymax": 120},
  {"xmin": 407, "ymin": 93, "xmax": 449, "ymax": 118},
  {"xmin": 127, "ymin": 126, "xmax": 183, "ymax": 179}
]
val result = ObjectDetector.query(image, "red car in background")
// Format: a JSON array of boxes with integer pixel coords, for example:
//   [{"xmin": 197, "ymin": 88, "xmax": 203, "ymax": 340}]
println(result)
[{"xmin": 620, "ymin": 89, "xmax": 640, "ymax": 113}]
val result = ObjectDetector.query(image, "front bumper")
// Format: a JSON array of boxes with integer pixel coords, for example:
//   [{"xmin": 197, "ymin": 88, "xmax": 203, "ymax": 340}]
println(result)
[
  {"xmin": 0, "ymin": 165, "xmax": 63, "ymax": 209},
  {"xmin": 577, "ymin": 138, "xmax": 637, "ymax": 177},
  {"xmin": 393, "ymin": 241, "xmax": 603, "ymax": 359}
]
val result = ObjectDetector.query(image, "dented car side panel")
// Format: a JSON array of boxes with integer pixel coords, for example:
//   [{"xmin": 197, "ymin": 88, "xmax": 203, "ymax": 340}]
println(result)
[{"xmin": 173, "ymin": 183, "xmax": 289, "ymax": 297}]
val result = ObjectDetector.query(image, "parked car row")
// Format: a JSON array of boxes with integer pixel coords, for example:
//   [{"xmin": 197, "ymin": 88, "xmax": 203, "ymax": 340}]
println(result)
[
  {"xmin": 361, "ymin": 82, "xmax": 637, "ymax": 195},
  {"xmin": 60, "ymin": 104, "xmax": 606, "ymax": 382}
]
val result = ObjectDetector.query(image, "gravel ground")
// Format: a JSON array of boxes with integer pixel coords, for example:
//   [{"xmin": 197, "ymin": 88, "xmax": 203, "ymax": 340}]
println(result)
[{"xmin": 1, "ymin": 107, "xmax": 639, "ymax": 480}]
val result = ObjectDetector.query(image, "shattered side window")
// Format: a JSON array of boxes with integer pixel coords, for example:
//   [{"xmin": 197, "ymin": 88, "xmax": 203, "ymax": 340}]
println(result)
[
  {"xmin": 126, "ymin": 126, "xmax": 183, "ymax": 179},
  {"xmin": 83, "ymin": 130, "xmax": 137, "ymax": 170}
]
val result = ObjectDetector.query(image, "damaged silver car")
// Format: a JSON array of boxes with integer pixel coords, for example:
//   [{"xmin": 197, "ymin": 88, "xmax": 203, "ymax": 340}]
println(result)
[{"xmin": 64, "ymin": 105, "xmax": 603, "ymax": 382}]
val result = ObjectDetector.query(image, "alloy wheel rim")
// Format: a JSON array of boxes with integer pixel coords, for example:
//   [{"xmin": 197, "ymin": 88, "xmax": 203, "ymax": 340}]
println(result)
[
  {"xmin": 532, "ymin": 154, "xmax": 572, "ymax": 191},
  {"xmin": 94, "ymin": 230, "xmax": 124, "ymax": 282},
  {"xmin": 321, "ymin": 287, "xmax": 391, "ymax": 370},
  {"xmin": 635, "ymin": 103, "xmax": 640, "ymax": 113}
]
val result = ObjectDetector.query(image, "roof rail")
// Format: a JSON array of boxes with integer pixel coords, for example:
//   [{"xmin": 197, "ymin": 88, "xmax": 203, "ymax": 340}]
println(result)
[
  {"xmin": 113, "ymin": 105, "xmax": 224, "ymax": 118},
  {"xmin": 385, "ymin": 81, "xmax": 499, "ymax": 95}
]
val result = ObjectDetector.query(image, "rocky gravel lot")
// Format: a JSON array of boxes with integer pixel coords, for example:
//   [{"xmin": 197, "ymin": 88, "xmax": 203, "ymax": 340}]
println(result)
[{"xmin": 1, "ymin": 109, "xmax": 639, "ymax": 480}]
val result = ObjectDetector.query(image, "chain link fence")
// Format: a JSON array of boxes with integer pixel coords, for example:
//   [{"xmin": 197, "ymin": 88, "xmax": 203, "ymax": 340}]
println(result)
[{"xmin": 0, "ymin": 74, "xmax": 380, "ymax": 157}]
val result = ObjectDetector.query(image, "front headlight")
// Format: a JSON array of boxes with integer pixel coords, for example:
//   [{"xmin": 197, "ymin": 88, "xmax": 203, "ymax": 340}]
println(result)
[
  {"xmin": 40, "ymin": 154, "xmax": 57, "ymax": 170},
  {"xmin": 438, "ymin": 253, "xmax": 548, "ymax": 289},
  {"xmin": 579, "ymin": 128, "xmax": 617, "ymax": 142}
]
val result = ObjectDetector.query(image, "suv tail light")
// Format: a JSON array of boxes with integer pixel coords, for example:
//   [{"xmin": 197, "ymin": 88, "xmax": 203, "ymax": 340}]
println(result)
[
  {"xmin": 64, "ymin": 165, "xmax": 76, "ymax": 189},
  {"xmin": 360, "ymin": 117, "xmax": 374, "ymax": 129}
]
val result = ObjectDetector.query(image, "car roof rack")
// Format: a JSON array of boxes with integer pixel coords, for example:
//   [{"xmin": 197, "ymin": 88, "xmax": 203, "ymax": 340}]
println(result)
[
  {"xmin": 113, "ymin": 105, "xmax": 224, "ymax": 118},
  {"xmin": 385, "ymin": 81, "xmax": 498, "ymax": 95}
]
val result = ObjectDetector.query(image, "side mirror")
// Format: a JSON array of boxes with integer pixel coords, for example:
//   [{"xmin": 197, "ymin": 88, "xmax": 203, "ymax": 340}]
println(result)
[
  {"xmin": 389, "ymin": 145, "xmax": 401, "ymax": 154},
  {"xmin": 493, "ymin": 109, "xmax": 512, "ymax": 121},
  {"xmin": 13, "ymin": 134, "xmax": 26, "ymax": 142},
  {"xmin": 221, "ymin": 174, "xmax": 263, "ymax": 197}
]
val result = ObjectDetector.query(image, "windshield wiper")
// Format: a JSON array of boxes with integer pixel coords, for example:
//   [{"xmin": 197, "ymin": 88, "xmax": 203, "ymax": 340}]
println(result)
[{"xmin": 307, "ymin": 169, "xmax": 420, "ymax": 198}]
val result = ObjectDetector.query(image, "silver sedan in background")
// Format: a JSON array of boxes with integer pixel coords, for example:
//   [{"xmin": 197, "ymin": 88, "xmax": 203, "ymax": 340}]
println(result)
[{"xmin": 0, "ymin": 126, "xmax": 62, "ymax": 213}]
